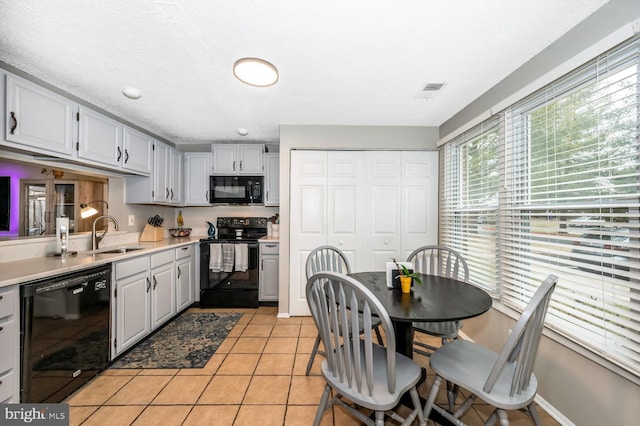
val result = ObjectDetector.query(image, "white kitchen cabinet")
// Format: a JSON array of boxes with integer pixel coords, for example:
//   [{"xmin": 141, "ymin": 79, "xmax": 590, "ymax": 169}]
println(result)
[
  {"xmin": 0, "ymin": 286, "xmax": 19, "ymax": 403},
  {"xmin": 169, "ymin": 147, "xmax": 182, "ymax": 204},
  {"xmin": 4, "ymin": 73, "xmax": 75, "ymax": 157},
  {"xmin": 113, "ymin": 249, "xmax": 177, "ymax": 356},
  {"xmin": 125, "ymin": 141, "xmax": 181, "ymax": 205},
  {"xmin": 175, "ymin": 245, "xmax": 195, "ymax": 312},
  {"xmin": 259, "ymin": 241, "xmax": 279, "ymax": 301},
  {"xmin": 264, "ymin": 153, "xmax": 279, "ymax": 206},
  {"xmin": 153, "ymin": 141, "xmax": 182, "ymax": 204},
  {"xmin": 150, "ymin": 250, "xmax": 176, "ymax": 329},
  {"xmin": 289, "ymin": 150, "xmax": 438, "ymax": 315},
  {"xmin": 122, "ymin": 126, "xmax": 153, "ymax": 175},
  {"xmin": 76, "ymin": 106, "xmax": 123, "ymax": 167},
  {"xmin": 212, "ymin": 144, "xmax": 264, "ymax": 175},
  {"xmin": 183, "ymin": 152, "xmax": 212, "ymax": 205},
  {"xmin": 114, "ymin": 256, "xmax": 151, "ymax": 356}
]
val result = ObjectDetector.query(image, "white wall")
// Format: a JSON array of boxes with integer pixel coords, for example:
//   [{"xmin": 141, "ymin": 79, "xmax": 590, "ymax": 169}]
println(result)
[{"xmin": 277, "ymin": 124, "xmax": 439, "ymax": 316}]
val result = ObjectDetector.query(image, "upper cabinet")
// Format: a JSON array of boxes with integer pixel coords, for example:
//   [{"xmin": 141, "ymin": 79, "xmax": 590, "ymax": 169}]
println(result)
[
  {"xmin": 122, "ymin": 127, "xmax": 153, "ymax": 175},
  {"xmin": 126, "ymin": 141, "xmax": 181, "ymax": 205},
  {"xmin": 77, "ymin": 107, "xmax": 152, "ymax": 175},
  {"xmin": 5, "ymin": 74, "xmax": 75, "ymax": 157},
  {"xmin": 264, "ymin": 153, "xmax": 279, "ymax": 206},
  {"xmin": 77, "ymin": 106, "xmax": 123, "ymax": 166},
  {"xmin": 183, "ymin": 152, "xmax": 212, "ymax": 206},
  {"xmin": 3, "ymin": 72, "xmax": 155, "ymax": 176},
  {"xmin": 212, "ymin": 144, "xmax": 264, "ymax": 175}
]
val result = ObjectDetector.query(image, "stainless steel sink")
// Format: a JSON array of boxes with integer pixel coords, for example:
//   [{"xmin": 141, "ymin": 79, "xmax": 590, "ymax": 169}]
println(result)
[
  {"xmin": 92, "ymin": 246, "xmax": 147, "ymax": 254},
  {"xmin": 98, "ymin": 247, "xmax": 145, "ymax": 254}
]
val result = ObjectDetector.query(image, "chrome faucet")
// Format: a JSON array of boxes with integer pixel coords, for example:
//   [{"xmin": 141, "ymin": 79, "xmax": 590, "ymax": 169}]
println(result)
[{"xmin": 91, "ymin": 215, "xmax": 119, "ymax": 251}]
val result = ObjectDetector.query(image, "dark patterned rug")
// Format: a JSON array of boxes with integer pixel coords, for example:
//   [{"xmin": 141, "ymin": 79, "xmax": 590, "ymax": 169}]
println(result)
[{"xmin": 111, "ymin": 311, "xmax": 242, "ymax": 369}]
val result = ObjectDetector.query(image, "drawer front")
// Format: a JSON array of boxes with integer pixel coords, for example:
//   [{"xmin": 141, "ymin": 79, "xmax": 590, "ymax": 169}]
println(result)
[
  {"xmin": 115, "ymin": 256, "xmax": 149, "ymax": 280},
  {"xmin": 175, "ymin": 244, "xmax": 193, "ymax": 260},
  {"xmin": 0, "ymin": 370, "xmax": 15, "ymax": 403},
  {"xmin": 151, "ymin": 249, "xmax": 174, "ymax": 268},
  {"xmin": 260, "ymin": 242, "xmax": 279, "ymax": 255},
  {"xmin": 0, "ymin": 288, "xmax": 17, "ymax": 319},
  {"xmin": 0, "ymin": 319, "xmax": 16, "ymax": 374}
]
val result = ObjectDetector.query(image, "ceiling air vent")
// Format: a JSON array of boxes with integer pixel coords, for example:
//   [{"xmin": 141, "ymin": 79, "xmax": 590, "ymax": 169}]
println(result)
[
  {"xmin": 423, "ymin": 82, "xmax": 445, "ymax": 92},
  {"xmin": 415, "ymin": 81, "xmax": 446, "ymax": 100}
]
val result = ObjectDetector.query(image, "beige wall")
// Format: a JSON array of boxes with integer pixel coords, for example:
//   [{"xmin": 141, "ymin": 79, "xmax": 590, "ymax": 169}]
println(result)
[
  {"xmin": 463, "ymin": 310, "xmax": 639, "ymax": 426},
  {"xmin": 277, "ymin": 124, "xmax": 439, "ymax": 315}
]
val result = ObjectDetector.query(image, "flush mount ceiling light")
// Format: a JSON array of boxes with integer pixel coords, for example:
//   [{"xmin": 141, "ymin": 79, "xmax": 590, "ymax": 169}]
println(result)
[
  {"xmin": 233, "ymin": 58, "xmax": 279, "ymax": 87},
  {"xmin": 122, "ymin": 86, "xmax": 142, "ymax": 99}
]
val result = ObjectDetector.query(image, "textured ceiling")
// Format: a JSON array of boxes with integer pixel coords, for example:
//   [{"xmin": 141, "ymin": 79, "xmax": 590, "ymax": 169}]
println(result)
[{"xmin": 0, "ymin": 0, "xmax": 610, "ymax": 144}]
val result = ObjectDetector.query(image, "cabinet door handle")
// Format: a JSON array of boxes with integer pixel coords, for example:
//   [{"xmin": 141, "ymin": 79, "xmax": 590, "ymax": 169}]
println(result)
[
  {"xmin": 146, "ymin": 277, "xmax": 151, "ymax": 292},
  {"xmin": 170, "ymin": 189, "xmax": 174, "ymax": 200},
  {"xmin": 177, "ymin": 266, "xmax": 181, "ymax": 279},
  {"xmin": 124, "ymin": 149, "xmax": 129, "ymax": 164},
  {"xmin": 117, "ymin": 146, "xmax": 122, "ymax": 162},
  {"xmin": 206, "ymin": 191, "xmax": 209, "ymax": 201},
  {"xmin": 232, "ymin": 160, "xmax": 236, "ymax": 171},
  {"xmin": 165, "ymin": 188, "xmax": 169, "ymax": 199},
  {"xmin": 9, "ymin": 112, "xmax": 17, "ymax": 134},
  {"xmin": 261, "ymin": 259, "xmax": 263, "ymax": 270},
  {"xmin": 153, "ymin": 276, "xmax": 158, "ymax": 289},
  {"xmin": 239, "ymin": 160, "xmax": 243, "ymax": 171}
]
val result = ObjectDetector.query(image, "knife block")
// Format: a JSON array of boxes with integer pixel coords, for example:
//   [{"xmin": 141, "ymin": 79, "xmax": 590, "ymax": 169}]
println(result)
[{"xmin": 139, "ymin": 224, "xmax": 164, "ymax": 241}]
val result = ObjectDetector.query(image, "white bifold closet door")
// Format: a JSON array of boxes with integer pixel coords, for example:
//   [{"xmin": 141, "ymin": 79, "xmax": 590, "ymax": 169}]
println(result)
[{"xmin": 289, "ymin": 150, "xmax": 438, "ymax": 316}]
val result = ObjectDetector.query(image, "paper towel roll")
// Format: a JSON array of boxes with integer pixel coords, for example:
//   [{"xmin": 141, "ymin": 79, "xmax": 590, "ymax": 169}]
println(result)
[{"xmin": 56, "ymin": 217, "xmax": 69, "ymax": 253}]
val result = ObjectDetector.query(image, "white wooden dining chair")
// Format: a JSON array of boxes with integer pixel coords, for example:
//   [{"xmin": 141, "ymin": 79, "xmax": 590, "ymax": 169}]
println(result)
[
  {"xmin": 307, "ymin": 271, "xmax": 426, "ymax": 426},
  {"xmin": 406, "ymin": 245, "xmax": 470, "ymax": 357},
  {"xmin": 422, "ymin": 274, "xmax": 558, "ymax": 426},
  {"xmin": 304, "ymin": 245, "xmax": 383, "ymax": 375}
]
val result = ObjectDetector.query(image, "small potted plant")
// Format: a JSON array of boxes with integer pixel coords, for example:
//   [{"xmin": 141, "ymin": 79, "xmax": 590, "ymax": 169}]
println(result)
[{"xmin": 392, "ymin": 258, "xmax": 422, "ymax": 293}]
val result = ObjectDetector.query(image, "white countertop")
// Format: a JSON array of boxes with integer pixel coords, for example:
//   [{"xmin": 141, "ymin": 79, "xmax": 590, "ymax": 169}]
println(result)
[
  {"xmin": 259, "ymin": 236, "xmax": 280, "ymax": 242},
  {"xmin": 0, "ymin": 236, "xmax": 201, "ymax": 288}
]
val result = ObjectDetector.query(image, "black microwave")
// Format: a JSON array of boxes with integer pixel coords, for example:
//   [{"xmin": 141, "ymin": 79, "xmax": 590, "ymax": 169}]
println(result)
[{"xmin": 209, "ymin": 176, "xmax": 263, "ymax": 205}]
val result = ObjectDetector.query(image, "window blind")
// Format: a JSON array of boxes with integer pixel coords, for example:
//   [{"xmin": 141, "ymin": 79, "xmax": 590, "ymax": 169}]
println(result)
[
  {"xmin": 504, "ymin": 36, "xmax": 640, "ymax": 375},
  {"xmin": 440, "ymin": 115, "xmax": 502, "ymax": 294}
]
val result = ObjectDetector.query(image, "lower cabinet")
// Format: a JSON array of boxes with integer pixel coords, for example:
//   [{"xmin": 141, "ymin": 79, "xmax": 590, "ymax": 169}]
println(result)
[
  {"xmin": 0, "ymin": 285, "xmax": 19, "ymax": 403},
  {"xmin": 175, "ymin": 245, "xmax": 195, "ymax": 312},
  {"xmin": 259, "ymin": 241, "xmax": 279, "ymax": 302},
  {"xmin": 113, "ymin": 249, "xmax": 177, "ymax": 357}
]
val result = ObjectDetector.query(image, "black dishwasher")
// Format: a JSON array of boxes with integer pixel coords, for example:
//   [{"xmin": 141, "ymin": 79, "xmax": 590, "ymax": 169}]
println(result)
[{"xmin": 20, "ymin": 264, "xmax": 112, "ymax": 403}]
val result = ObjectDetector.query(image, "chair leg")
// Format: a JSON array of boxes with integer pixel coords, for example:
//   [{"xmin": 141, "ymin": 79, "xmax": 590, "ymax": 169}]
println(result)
[
  {"xmin": 374, "ymin": 325, "xmax": 383, "ymax": 345},
  {"xmin": 374, "ymin": 410, "xmax": 385, "ymax": 426},
  {"xmin": 496, "ymin": 409, "xmax": 510, "ymax": 426},
  {"xmin": 313, "ymin": 385, "xmax": 331, "ymax": 426},
  {"xmin": 409, "ymin": 387, "xmax": 427, "ymax": 426},
  {"xmin": 422, "ymin": 375, "xmax": 442, "ymax": 420},
  {"xmin": 527, "ymin": 402, "xmax": 543, "ymax": 426},
  {"xmin": 306, "ymin": 334, "xmax": 322, "ymax": 376},
  {"xmin": 447, "ymin": 382, "xmax": 459, "ymax": 411}
]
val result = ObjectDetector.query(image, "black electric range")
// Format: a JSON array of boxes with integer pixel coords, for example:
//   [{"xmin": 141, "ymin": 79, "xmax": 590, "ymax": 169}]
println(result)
[{"xmin": 199, "ymin": 217, "xmax": 268, "ymax": 308}]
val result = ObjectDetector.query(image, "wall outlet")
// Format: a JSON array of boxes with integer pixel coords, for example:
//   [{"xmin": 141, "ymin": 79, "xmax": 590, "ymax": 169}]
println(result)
[{"xmin": 128, "ymin": 215, "xmax": 135, "ymax": 226}]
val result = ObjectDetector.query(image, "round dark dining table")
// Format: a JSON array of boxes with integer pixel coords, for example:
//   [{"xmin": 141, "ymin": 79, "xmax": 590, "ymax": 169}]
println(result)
[{"xmin": 349, "ymin": 271, "xmax": 493, "ymax": 359}]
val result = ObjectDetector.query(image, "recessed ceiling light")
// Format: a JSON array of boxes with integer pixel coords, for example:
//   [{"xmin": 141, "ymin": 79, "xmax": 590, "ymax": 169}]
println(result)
[
  {"xmin": 237, "ymin": 128, "xmax": 249, "ymax": 136},
  {"xmin": 233, "ymin": 58, "xmax": 279, "ymax": 87},
  {"xmin": 122, "ymin": 87, "xmax": 142, "ymax": 99}
]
